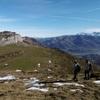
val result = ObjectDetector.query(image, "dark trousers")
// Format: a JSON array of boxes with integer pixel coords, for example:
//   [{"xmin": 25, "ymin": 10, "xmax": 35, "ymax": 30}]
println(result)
[
  {"xmin": 73, "ymin": 71, "xmax": 78, "ymax": 81},
  {"xmin": 84, "ymin": 70, "xmax": 90, "ymax": 79}
]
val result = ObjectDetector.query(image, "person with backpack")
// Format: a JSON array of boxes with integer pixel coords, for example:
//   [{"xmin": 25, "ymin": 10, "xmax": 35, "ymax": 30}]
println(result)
[
  {"xmin": 84, "ymin": 60, "xmax": 93, "ymax": 80},
  {"xmin": 73, "ymin": 60, "xmax": 81, "ymax": 82}
]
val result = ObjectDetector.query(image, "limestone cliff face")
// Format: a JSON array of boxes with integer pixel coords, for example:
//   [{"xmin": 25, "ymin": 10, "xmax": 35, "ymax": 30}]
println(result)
[
  {"xmin": 0, "ymin": 31, "xmax": 43, "ymax": 47},
  {"xmin": 0, "ymin": 31, "xmax": 23, "ymax": 45}
]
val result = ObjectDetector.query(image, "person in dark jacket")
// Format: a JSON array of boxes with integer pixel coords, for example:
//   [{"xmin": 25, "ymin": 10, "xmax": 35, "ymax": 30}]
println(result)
[
  {"xmin": 73, "ymin": 60, "xmax": 81, "ymax": 82},
  {"xmin": 84, "ymin": 60, "xmax": 93, "ymax": 80}
]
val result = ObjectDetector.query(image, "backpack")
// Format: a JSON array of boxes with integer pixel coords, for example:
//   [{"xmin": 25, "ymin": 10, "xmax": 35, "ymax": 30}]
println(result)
[
  {"xmin": 88, "ymin": 63, "xmax": 93, "ymax": 70},
  {"xmin": 77, "ymin": 64, "xmax": 81, "ymax": 72}
]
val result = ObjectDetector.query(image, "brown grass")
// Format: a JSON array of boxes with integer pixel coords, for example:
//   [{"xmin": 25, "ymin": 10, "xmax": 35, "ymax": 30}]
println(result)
[{"xmin": 0, "ymin": 70, "xmax": 99, "ymax": 100}]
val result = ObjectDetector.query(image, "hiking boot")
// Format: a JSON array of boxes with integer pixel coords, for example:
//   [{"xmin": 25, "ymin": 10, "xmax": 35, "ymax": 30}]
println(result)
[{"xmin": 84, "ymin": 77, "xmax": 87, "ymax": 80}]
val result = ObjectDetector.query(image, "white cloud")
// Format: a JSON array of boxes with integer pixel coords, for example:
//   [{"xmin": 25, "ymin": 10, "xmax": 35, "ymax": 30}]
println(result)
[
  {"xmin": 0, "ymin": 26, "xmax": 55, "ymax": 37},
  {"xmin": 50, "ymin": 16, "xmax": 100, "ymax": 22},
  {"xmin": 0, "ymin": 25, "xmax": 75, "ymax": 37},
  {"xmin": 0, "ymin": 16, "xmax": 19, "ymax": 22},
  {"xmin": 86, "ymin": 28, "xmax": 100, "ymax": 33},
  {"xmin": 84, "ymin": 8, "xmax": 100, "ymax": 12}
]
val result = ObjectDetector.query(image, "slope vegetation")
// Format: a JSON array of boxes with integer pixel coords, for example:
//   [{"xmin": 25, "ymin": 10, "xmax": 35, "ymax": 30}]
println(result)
[{"xmin": 0, "ymin": 44, "xmax": 79, "ymax": 72}]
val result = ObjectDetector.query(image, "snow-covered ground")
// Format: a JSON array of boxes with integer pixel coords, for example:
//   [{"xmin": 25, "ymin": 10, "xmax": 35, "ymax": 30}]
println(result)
[
  {"xmin": 25, "ymin": 87, "xmax": 49, "ymax": 92},
  {"xmin": 0, "ymin": 75, "xmax": 15, "ymax": 81},
  {"xmin": 93, "ymin": 80, "xmax": 100, "ymax": 85},
  {"xmin": 53, "ymin": 82, "xmax": 84, "ymax": 87},
  {"xmin": 0, "ymin": 72, "xmax": 99, "ymax": 93}
]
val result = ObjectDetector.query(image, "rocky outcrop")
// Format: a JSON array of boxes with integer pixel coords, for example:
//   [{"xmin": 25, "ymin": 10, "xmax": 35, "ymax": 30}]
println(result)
[
  {"xmin": 23, "ymin": 37, "xmax": 43, "ymax": 47},
  {"xmin": 0, "ymin": 31, "xmax": 23, "ymax": 45},
  {"xmin": 0, "ymin": 31, "xmax": 43, "ymax": 47}
]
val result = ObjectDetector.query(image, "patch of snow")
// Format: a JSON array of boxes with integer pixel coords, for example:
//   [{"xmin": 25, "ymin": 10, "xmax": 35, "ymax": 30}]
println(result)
[
  {"xmin": 15, "ymin": 69, "xmax": 22, "ymax": 72},
  {"xmin": 25, "ymin": 80, "xmax": 38, "ymax": 85},
  {"xmin": 70, "ymin": 83, "xmax": 84, "ymax": 87},
  {"xmin": 23, "ymin": 79, "xmax": 29, "ymax": 81},
  {"xmin": 93, "ymin": 80, "xmax": 100, "ymax": 85},
  {"xmin": 37, "ymin": 63, "xmax": 40, "ymax": 67},
  {"xmin": 25, "ymin": 77, "xmax": 45, "ymax": 87},
  {"xmin": 4, "ymin": 81, "xmax": 9, "ymax": 84},
  {"xmin": 33, "ymin": 70, "xmax": 37, "ymax": 72},
  {"xmin": 26, "ymin": 87, "xmax": 48, "ymax": 92},
  {"xmin": 49, "ymin": 60, "xmax": 51, "ymax": 64},
  {"xmin": 30, "ymin": 77, "xmax": 39, "ymax": 81},
  {"xmin": 54, "ymin": 88, "xmax": 57, "ymax": 90},
  {"xmin": 48, "ymin": 69, "xmax": 51, "ymax": 72},
  {"xmin": 47, "ymin": 76, "xmax": 52, "ymax": 79},
  {"xmin": 33, "ymin": 83, "xmax": 45, "ymax": 87},
  {"xmin": 53, "ymin": 82, "xmax": 64, "ymax": 86},
  {"xmin": 53, "ymin": 82, "xmax": 84, "ymax": 87},
  {"xmin": 5, "ymin": 63, "xmax": 8, "ymax": 66},
  {"xmin": 0, "ymin": 75, "xmax": 15, "ymax": 81},
  {"xmin": 26, "ymin": 81, "xmax": 44, "ymax": 87},
  {"xmin": 70, "ymin": 89, "xmax": 83, "ymax": 92}
]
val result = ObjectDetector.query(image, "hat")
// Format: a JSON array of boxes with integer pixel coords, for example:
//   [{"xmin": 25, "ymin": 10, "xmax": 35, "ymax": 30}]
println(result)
[
  {"xmin": 86, "ymin": 59, "xmax": 88, "ymax": 63},
  {"xmin": 74, "ymin": 60, "xmax": 77, "ymax": 63}
]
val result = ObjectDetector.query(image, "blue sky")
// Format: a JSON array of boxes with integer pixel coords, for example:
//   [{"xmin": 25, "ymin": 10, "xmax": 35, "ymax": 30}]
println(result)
[{"xmin": 0, "ymin": 0, "xmax": 100, "ymax": 37}]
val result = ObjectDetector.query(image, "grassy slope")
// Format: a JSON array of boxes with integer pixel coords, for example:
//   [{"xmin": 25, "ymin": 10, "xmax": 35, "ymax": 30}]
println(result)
[
  {"xmin": 0, "ymin": 44, "xmax": 99, "ymax": 72},
  {"xmin": 0, "ymin": 45, "xmax": 77, "ymax": 71},
  {"xmin": 0, "ymin": 44, "xmax": 100, "ymax": 72},
  {"xmin": 0, "ymin": 45, "xmax": 51, "ymax": 69}
]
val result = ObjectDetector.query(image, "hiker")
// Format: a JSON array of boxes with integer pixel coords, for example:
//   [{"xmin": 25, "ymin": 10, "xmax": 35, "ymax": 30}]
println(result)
[
  {"xmin": 73, "ymin": 60, "xmax": 81, "ymax": 82},
  {"xmin": 84, "ymin": 60, "xmax": 93, "ymax": 80}
]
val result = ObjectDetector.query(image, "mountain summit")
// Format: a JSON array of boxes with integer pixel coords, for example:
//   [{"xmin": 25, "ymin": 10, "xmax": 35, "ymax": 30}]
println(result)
[
  {"xmin": 77, "ymin": 32, "xmax": 100, "ymax": 36},
  {"xmin": 0, "ymin": 31, "xmax": 23, "ymax": 45},
  {"xmin": 0, "ymin": 31, "xmax": 42, "ymax": 47}
]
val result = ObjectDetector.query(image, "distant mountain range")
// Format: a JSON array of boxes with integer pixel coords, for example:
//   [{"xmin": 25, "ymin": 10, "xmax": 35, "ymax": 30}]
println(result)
[
  {"xmin": 36, "ymin": 32, "xmax": 100, "ymax": 55},
  {"xmin": 1, "ymin": 31, "xmax": 100, "ymax": 55},
  {"xmin": 77, "ymin": 32, "xmax": 100, "ymax": 36},
  {"xmin": 35, "ymin": 32, "xmax": 100, "ymax": 66}
]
